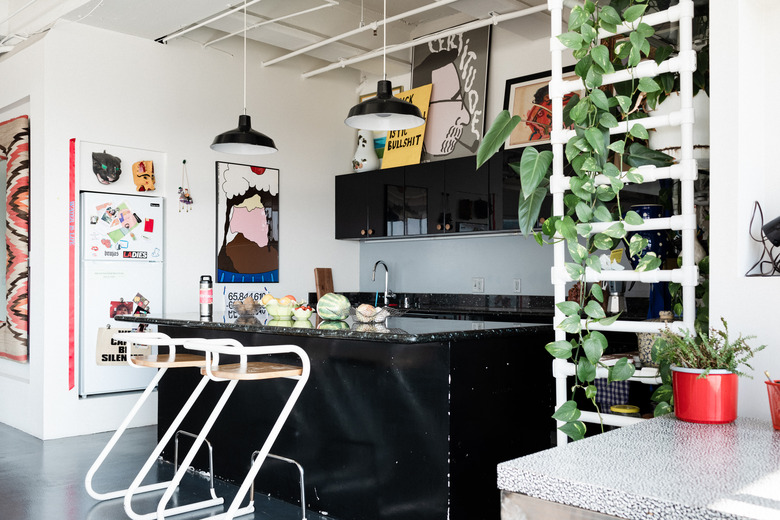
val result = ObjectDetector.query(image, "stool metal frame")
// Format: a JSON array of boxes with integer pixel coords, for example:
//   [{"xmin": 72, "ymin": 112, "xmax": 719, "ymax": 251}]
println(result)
[{"xmin": 155, "ymin": 338, "xmax": 310, "ymax": 520}]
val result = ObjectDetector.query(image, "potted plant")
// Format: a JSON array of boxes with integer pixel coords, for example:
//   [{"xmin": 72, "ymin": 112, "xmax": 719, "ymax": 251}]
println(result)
[
  {"xmin": 477, "ymin": 0, "xmax": 680, "ymax": 441},
  {"xmin": 650, "ymin": 318, "xmax": 766, "ymax": 423}
]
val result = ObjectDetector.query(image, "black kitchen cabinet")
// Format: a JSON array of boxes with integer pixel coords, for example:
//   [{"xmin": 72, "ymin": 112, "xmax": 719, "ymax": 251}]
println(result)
[
  {"xmin": 335, "ymin": 167, "xmax": 405, "ymax": 239},
  {"xmin": 335, "ymin": 155, "xmax": 498, "ymax": 239}
]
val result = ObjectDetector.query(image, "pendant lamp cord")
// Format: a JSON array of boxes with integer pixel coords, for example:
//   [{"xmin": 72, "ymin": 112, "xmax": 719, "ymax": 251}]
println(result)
[
  {"xmin": 382, "ymin": 0, "xmax": 386, "ymax": 80},
  {"xmin": 243, "ymin": 0, "xmax": 247, "ymax": 115}
]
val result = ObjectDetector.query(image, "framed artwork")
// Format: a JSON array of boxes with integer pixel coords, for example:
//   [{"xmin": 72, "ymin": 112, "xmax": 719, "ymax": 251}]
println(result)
[
  {"xmin": 503, "ymin": 65, "xmax": 581, "ymax": 150},
  {"xmin": 411, "ymin": 25, "xmax": 491, "ymax": 163},
  {"xmin": 215, "ymin": 161, "xmax": 279, "ymax": 283}
]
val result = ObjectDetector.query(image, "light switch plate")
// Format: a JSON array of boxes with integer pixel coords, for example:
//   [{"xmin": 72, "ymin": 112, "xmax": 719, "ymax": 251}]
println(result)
[{"xmin": 472, "ymin": 277, "xmax": 485, "ymax": 293}]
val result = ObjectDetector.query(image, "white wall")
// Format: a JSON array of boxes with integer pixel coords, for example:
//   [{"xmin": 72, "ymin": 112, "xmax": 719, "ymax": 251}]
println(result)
[
  {"xmin": 0, "ymin": 20, "xmax": 361, "ymax": 439},
  {"xmin": 709, "ymin": 2, "xmax": 780, "ymax": 420}
]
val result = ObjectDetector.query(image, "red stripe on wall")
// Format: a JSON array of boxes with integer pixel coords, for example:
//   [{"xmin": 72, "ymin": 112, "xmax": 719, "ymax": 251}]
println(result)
[{"xmin": 69, "ymin": 139, "xmax": 76, "ymax": 390}]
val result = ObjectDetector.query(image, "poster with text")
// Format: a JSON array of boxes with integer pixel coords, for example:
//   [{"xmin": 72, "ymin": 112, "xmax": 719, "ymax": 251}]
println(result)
[
  {"xmin": 411, "ymin": 25, "xmax": 490, "ymax": 163},
  {"xmin": 380, "ymin": 84, "xmax": 432, "ymax": 169},
  {"xmin": 216, "ymin": 162, "xmax": 279, "ymax": 283}
]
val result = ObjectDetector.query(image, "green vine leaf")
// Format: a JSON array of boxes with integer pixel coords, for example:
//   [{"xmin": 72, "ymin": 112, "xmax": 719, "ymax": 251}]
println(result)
[
  {"xmin": 654, "ymin": 401, "xmax": 673, "ymax": 417},
  {"xmin": 599, "ymin": 313, "xmax": 620, "ymax": 326},
  {"xmin": 584, "ymin": 127, "xmax": 607, "ymax": 157},
  {"xmin": 629, "ymin": 234, "xmax": 648, "ymax": 257},
  {"xmin": 519, "ymin": 147, "xmax": 553, "ymax": 199},
  {"xmin": 603, "ymin": 162, "xmax": 620, "ymax": 178},
  {"xmin": 615, "ymin": 95, "xmax": 632, "ymax": 114},
  {"xmin": 585, "ymin": 66, "xmax": 603, "ymax": 89},
  {"xmin": 599, "ymin": 5, "xmax": 622, "ymax": 26},
  {"xmin": 476, "ymin": 110, "xmax": 520, "ymax": 169},
  {"xmin": 638, "ymin": 77, "xmax": 661, "ymax": 93},
  {"xmin": 635, "ymin": 252, "xmax": 662, "ymax": 272},
  {"xmin": 565, "ymin": 262, "xmax": 585, "ymax": 279},
  {"xmin": 559, "ymin": 421, "xmax": 586, "ymax": 441},
  {"xmin": 577, "ymin": 358, "xmax": 597, "ymax": 382},
  {"xmin": 577, "ymin": 223, "xmax": 593, "ymax": 237},
  {"xmin": 590, "ymin": 282, "xmax": 604, "ymax": 303},
  {"xmin": 557, "ymin": 215, "xmax": 578, "ymax": 241},
  {"xmin": 590, "ymin": 45, "xmax": 610, "ymax": 71},
  {"xmin": 585, "ymin": 254, "xmax": 601, "ymax": 273},
  {"xmin": 636, "ymin": 22, "xmax": 654, "ymax": 39},
  {"xmin": 575, "ymin": 201, "xmax": 593, "ymax": 222},
  {"xmin": 517, "ymin": 186, "xmax": 548, "ymax": 237},
  {"xmin": 580, "ymin": 22, "xmax": 597, "ymax": 44},
  {"xmin": 546, "ymin": 340, "xmax": 575, "ymax": 359},
  {"xmin": 568, "ymin": 5, "xmax": 588, "ymax": 31},
  {"xmin": 603, "ymin": 222, "xmax": 626, "ymax": 239},
  {"xmin": 589, "ymin": 88, "xmax": 610, "ymax": 111},
  {"xmin": 568, "ymin": 240, "xmax": 589, "ymax": 263},
  {"xmin": 558, "ymin": 31, "xmax": 585, "ymax": 50},
  {"xmin": 651, "ymin": 384, "xmax": 673, "ymax": 403},
  {"xmin": 623, "ymin": 3, "xmax": 647, "ymax": 23},
  {"xmin": 552, "ymin": 400, "xmax": 582, "ymax": 422},
  {"xmin": 593, "ymin": 205, "xmax": 612, "ymax": 222},
  {"xmin": 623, "ymin": 210, "xmax": 644, "ymax": 226},
  {"xmin": 609, "ymin": 357, "xmax": 636, "ymax": 382},
  {"xmin": 629, "ymin": 123, "xmax": 649, "ymax": 140},
  {"xmin": 557, "ymin": 300, "xmax": 581, "ymax": 316},
  {"xmin": 599, "ymin": 112, "xmax": 619, "ymax": 129},
  {"xmin": 625, "ymin": 168, "xmax": 643, "ymax": 184},
  {"xmin": 585, "ymin": 384, "xmax": 598, "ymax": 399},
  {"xmin": 584, "ymin": 300, "xmax": 606, "ymax": 320},
  {"xmin": 558, "ymin": 315, "xmax": 582, "ymax": 334}
]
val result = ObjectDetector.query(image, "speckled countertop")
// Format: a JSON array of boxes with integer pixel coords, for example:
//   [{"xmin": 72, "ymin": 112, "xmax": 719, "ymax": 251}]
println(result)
[
  {"xmin": 498, "ymin": 415, "xmax": 780, "ymax": 520},
  {"xmin": 116, "ymin": 313, "xmax": 548, "ymax": 344}
]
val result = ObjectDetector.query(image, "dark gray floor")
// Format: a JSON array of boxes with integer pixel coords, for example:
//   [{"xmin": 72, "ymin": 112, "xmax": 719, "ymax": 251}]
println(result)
[{"xmin": 0, "ymin": 421, "xmax": 331, "ymax": 520}]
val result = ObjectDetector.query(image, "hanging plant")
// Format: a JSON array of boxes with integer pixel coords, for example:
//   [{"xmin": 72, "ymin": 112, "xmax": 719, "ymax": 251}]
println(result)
[{"xmin": 477, "ymin": 0, "xmax": 677, "ymax": 441}]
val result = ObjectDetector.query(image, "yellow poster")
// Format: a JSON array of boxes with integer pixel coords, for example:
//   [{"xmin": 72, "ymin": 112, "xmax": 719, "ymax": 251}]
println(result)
[{"xmin": 381, "ymin": 84, "xmax": 432, "ymax": 169}]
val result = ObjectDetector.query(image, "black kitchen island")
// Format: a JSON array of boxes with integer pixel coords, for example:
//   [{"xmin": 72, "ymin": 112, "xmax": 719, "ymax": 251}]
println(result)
[{"xmin": 117, "ymin": 313, "xmax": 554, "ymax": 520}]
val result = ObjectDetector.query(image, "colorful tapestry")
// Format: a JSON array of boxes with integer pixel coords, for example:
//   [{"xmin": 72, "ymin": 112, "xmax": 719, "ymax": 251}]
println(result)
[{"xmin": 0, "ymin": 115, "xmax": 30, "ymax": 363}]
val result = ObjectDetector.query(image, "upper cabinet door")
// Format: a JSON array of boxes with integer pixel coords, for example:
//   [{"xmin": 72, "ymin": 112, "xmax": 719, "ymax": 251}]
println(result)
[
  {"xmin": 404, "ymin": 161, "xmax": 445, "ymax": 235},
  {"xmin": 335, "ymin": 168, "xmax": 406, "ymax": 239},
  {"xmin": 442, "ymin": 156, "xmax": 490, "ymax": 234}
]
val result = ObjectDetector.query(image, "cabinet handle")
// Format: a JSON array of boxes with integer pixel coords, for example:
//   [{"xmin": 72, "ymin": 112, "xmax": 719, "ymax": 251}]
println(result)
[
  {"xmin": 445, "ymin": 224, "xmax": 451, "ymax": 231},
  {"xmin": 360, "ymin": 229, "xmax": 367, "ymax": 236},
  {"xmin": 436, "ymin": 224, "xmax": 442, "ymax": 231},
  {"xmin": 368, "ymin": 228, "xmax": 374, "ymax": 236}
]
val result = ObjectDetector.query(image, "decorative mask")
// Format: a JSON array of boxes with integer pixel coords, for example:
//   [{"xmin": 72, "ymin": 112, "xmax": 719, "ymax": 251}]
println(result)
[
  {"xmin": 91, "ymin": 151, "xmax": 122, "ymax": 185},
  {"xmin": 132, "ymin": 160, "xmax": 155, "ymax": 191}
]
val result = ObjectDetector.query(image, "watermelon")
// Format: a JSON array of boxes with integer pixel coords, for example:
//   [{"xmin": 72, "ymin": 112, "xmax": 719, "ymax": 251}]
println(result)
[
  {"xmin": 316, "ymin": 292, "xmax": 351, "ymax": 320},
  {"xmin": 317, "ymin": 320, "xmax": 350, "ymax": 330}
]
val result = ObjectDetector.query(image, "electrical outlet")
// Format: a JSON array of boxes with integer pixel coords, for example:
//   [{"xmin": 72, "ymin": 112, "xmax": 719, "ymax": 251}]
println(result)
[
  {"xmin": 472, "ymin": 277, "xmax": 484, "ymax": 293},
  {"xmin": 513, "ymin": 278, "xmax": 522, "ymax": 293}
]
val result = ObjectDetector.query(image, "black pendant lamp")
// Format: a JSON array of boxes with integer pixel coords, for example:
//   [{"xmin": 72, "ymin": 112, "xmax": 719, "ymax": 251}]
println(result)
[
  {"xmin": 211, "ymin": 0, "xmax": 277, "ymax": 155},
  {"xmin": 344, "ymin": 0, "xmax": 425, "ymax": 131}
]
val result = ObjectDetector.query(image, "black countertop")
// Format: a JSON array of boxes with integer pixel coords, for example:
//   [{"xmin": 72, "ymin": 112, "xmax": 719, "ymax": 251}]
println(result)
[{"xmin": 116, "ymin": 312, "xmax": 547, "ymax": 344}]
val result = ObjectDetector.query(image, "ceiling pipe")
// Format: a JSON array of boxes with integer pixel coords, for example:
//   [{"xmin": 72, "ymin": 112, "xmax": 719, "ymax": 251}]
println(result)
[
  {"xmin": 159, "ymin": 0, "xmax": 266, "ymax": 44},
  {"xmin": 263, "ymin": 0, "xmax": 458, "ymax": 68},
  {"xmin": 0, "ymin": 0, "xmax": 39, "ymax": 27},
  {"xmin": 203, "ymin": 0, "xmax": 339, "ymax": 48},
  {"xmin": 301, "ymin": 3, "xmax": 547, "ymax": 79}
]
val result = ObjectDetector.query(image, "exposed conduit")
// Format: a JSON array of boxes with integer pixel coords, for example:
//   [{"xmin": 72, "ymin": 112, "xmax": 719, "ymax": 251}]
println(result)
[{"xmin": 160, "ymin": 0, "xmax": 266, "ymax": 44}]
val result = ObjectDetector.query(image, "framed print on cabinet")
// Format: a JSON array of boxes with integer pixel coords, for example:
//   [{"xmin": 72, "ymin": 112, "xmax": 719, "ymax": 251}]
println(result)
[
  {"xmin": 215, "ymin": 161, "xmax": 279, "ymax": 283},
  {"xmin": 411, "ymin": 25, "xmax": 490, "ymax": 163},
  {"xmin": 503, "ymin": 65, "xmax": 581, "ymax": 150}
]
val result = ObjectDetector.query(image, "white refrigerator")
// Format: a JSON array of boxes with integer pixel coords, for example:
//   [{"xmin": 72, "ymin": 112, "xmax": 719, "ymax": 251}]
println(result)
[{"xmin": 79, "ymin": 191, "xmax": 164, "ymax": 397}]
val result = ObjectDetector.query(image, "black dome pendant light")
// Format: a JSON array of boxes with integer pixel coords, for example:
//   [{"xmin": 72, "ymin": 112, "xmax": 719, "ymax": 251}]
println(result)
[
  {"xmin": 344, "ymin": 0, "xmax": 425, "ymax": 131},
  {"xmin": 211, "ymin": 0, "xmax": 277, "ymax": 155}
]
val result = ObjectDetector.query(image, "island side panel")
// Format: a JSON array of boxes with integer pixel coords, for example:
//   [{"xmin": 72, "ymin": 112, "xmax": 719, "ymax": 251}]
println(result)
[
  {"xmin": 449, "ymin": 328, "xmax": 555, "ymax": 520},
  {"xmin": 158, "ymin": 326, "xmax": 451, "ymax": 520}
]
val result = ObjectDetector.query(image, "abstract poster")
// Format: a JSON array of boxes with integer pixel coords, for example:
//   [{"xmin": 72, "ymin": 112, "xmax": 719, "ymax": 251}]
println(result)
[
  {"xmin": 216, "ymin": 162, "xmax": 279, "ymax": 283},
  {"xmin": 411, "ymin": 25, "xmax": 490, "ymax": 163}
]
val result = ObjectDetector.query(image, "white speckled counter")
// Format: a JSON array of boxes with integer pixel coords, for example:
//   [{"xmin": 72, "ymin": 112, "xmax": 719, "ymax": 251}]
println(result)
[{"xmin": 498, "ymin": 415, "xmax": 780, "ymax": 520}]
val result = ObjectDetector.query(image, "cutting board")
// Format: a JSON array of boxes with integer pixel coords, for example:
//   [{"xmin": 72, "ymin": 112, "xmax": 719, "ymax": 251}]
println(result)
[{"xmin": 314, "ymin": 268, "xmax": 334, "ymax": 300}]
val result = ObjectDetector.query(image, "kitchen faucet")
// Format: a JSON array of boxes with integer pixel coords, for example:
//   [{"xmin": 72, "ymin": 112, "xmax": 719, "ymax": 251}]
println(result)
[{"xmin": 372, "ymin": 260, "xmax": 394, "ymax": 306}]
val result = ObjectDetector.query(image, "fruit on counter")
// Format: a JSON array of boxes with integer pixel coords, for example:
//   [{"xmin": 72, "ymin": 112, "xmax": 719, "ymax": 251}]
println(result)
[
  {"xmin": 317, "ymin": 320, "xmax": 350, "ymax": 330},
  {"xmin": 292, "ymin": 304, "xmax": 313, "ymax": 320},
  {"xmin": 356, "ymin": 303, "xmax": 378, "ymax": 318},
  {"xmin": 278, "ymin": 296, "xmax": 294, "ymax": 305},
  {"xmin": 316, "ymin": 292, "xmax": 351, "ymax": 321},
  {"xmin": 261, "ymin": 293, "xmax": 276, "ymax": 305}
]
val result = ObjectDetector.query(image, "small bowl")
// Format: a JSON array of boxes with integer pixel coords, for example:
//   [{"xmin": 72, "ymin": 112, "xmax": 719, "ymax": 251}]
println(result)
[
  {"xmin": 292, "ymin": 307, "xmax": 313, "ymax": 320},
  {"xmin": 264, "ymin": 301, "xmax": 294, "ymax": 318}
]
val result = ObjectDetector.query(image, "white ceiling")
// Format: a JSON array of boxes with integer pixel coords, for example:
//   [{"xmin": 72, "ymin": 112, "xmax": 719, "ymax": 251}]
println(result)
[{"xmin": 1, "ymin": 0, "xmax": 550, "ymax": 77}]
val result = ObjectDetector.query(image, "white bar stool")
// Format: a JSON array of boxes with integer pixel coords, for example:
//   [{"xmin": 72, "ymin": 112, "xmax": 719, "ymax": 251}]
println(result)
[
  {"xmin": 154, "ymin": 338, "xmax": 310, "ymax": 520},
  {"xmin": 85, "ymin": 332, "xmax": 216, "ymax": 506}
]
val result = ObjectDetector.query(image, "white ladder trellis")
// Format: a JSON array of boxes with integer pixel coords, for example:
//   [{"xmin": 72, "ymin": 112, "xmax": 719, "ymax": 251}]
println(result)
[{"xmin": 547, "ymin": 0, "xmax": 699, "ymax": 445}]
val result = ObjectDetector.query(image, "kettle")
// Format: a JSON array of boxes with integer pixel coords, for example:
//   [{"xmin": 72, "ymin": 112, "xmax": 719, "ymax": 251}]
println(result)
[{"xmin": 605, "ymin": 280, "xmax": 626, "ymax": 315}]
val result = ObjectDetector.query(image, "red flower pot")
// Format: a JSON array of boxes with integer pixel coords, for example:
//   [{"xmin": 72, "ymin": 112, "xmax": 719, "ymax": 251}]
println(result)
[{"xmin": 672, "ymin": 367, "xmax": 738, "ymax": 424}]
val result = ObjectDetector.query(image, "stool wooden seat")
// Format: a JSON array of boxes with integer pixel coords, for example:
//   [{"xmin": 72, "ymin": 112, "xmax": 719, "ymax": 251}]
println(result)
[
  {"xmin": 201, "ymin": 361, "xmax": 303, "ymax": 380},
  {"xmin": 134, "ymin": 353, "xmax": 207, "ymax": 368},
  {"xmin": 156, "ymin": 338, "xmax": 310, "ymax": 520}
]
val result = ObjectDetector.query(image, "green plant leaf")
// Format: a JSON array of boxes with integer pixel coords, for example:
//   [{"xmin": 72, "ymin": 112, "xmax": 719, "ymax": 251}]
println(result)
[
  {"xmin": 623, "ymin": 210, "xmax": 644, "ymax": 225},
  {"xmin": 546, "ymin": 340, "xmax": 575, "ymax": 359},
  {"xmin": 558, "ymin": 31, "xmax": 585, "ymax": 50},
  {"xmin": 593, "ymin": 205, "xmax": 612, "ymax": 222},
  {"xmin": 635, "ymin": 252, "xmax": 662, "ymax": 272},
  {"xmin": 585, "ymin": 384, "xmax": 598, "ymax": 399},
  {"xmin": 576, "ymin": 223, "xmax": 593, "ymax": 237},
  {"xmin": 557, "ymin": 215, "xmax": 578, "ymax": 241},
  {"xmin": 603, "ymin": 222, "xmax": 626, "ymax": 239},
  {"xmin": 651, "ymin": 384, "xmax": 673, "ymax": 403},
  {"xmin": 609, "ymin": 357, "xmax": 636, "ymax": 381},
  {"xmin": 589, "ymin": 88, "xmax": 610, "ymax": 111},
  {"xmin": 477, "ymin": 111, "xmax": 520, "ymax": 169},
  {"xmin": 623, "ymin": 3, "xmax": 647, "ymax": 23},
  {"xmin": 558, "ymin": 421, "xmax": 586, "ymax": 441},
  {"xmin": 575, "ymin": 201, "xmax": 593, "ymax": 222},
  {"xmin": 585, "ymin": 66, "xmax": 603, "ymax": 89},
  {"xmin": 584, "ymin": 300, "xmax": 606, "ymax": 320},
  {"xmin": 593, "ymin": 233, "xmax": 613, "ymax": 251},
  {"xmin": 565, "ymin": 262, "xmax": 585, "ymax": 279},
  {"xmin": 603, "ymin": 162, "xmax": 620, "ymax": 179},
  {"xmin": 590, "ymin": 280, "xmax": 604, "ymax": 303},
  {"xmin": 562, "ymin": 93, "xmax": 581, "ymax": 127},
  {"xmin": 584, "ymin": 127, "xmax": 607, "ymax": 157},
  {"xmin": 577, "ymin": 358, "xmax": 597, "ymax": 382},
  {"xmin": 624, "ymin": 142, "xmax": 674, "ymax": 168},
  {"xmin": 558, "ymin": 315, "xmax": 582, "ymax": 334},
  {"xmin": 599, "ymin": 112, "xmax": 619, "ymax": 129},
  {"xmin": 583, "ymin": 333, "xmax": 605, "ymax": 363},
  {"xmin": 580, "ymin": 22, "xmax": 597, "ymax": 44},
  {"xmin": 638, "ymin": 77, "xmax": 661, "ymax": 93},
  {"xmin": 580, "ymin": 157, "xmax": 602, "ymax": 173},
  {"xmin": 629, "ymin": 31, "xmax": 646, "ymax": 56},
  {"xmin": 615, "ymin": 95, "xmax": 632, "ymax": 114},
  {"xmin": 570, "ymin": 96, "xmax": 591, "ymax": 125},
  {"xmin": 533, "ymin": 231, "xmax": 544, "ymax": 246},
  {"xmin": 629, "ymin": 234, "xmax": 648, "ymax": 257},
  {"xmin": 585, "ymin": 253, "xmax": 601, "ymax": 273},
  {"xmin": 568, "ymin": 240, "xmax": 589, "ymax": 263},
  {"xmin": 654, "ymin": 45, "xmax": 673, "ymax": 66},
  {"xmin": 556, "ymin": 301, "xmax": 581, "ymax": 316},
  {"xmin": 599, "ymin": 5, "xmax": 622, "ymax": 26},
  {"xmin": 636, "ymin": 22, "xmax": 654, "ymax": 38},
  {"xmin": 654, "ymin": 401, "xmax": 673, "ymax": 417},
  {"xmin": 519, "ymin": 147, "xmax": 553, "ymax": 200},
  {"xmin": 599, "ymin": 313, "xmax": 620, "ymax": 326},
  {"xmin": 628, "ymin": 43, "xmax": 641, "ymax": 67},
  {"xmin": 608, "ymin": 140, "xmax": 626, "ymax": 155},
  {"xmin": 571, "ymin": 177, "xmax": 596, "ymax": 199},
  {"xmin": 552, "ymin": 400, "xmax": 582, "ymax": 422},
  {"xmin": 590, "ymin": 45, "xmax": 610, "ymax": 71},
  {"xmin": 629, "ymin": 123, "xmax": 649, "ymax": 140},
  {"xmin": 517, "ymin": 186, "xmax": 548, "ymax": 237},
  {"xmin": 568, "ymin": 5, "xmax": 588, "ymax": 31},
  {"xmin": 625, "ymin": 168, "xmax": 643, "ymax": 184}
]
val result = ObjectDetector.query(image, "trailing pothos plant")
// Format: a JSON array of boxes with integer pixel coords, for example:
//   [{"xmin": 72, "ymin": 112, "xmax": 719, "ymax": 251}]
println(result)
[{"xmin": 476, "ymin": 0, "xmax": 676, "ymax": 441}]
